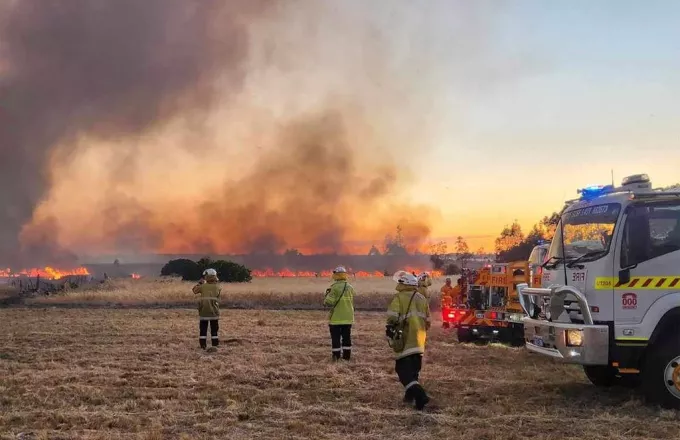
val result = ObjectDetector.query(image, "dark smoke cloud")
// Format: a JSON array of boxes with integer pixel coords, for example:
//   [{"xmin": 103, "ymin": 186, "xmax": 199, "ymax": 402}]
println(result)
[
  {"xmin": 0, "ymin": 0, "xmax": 275, "ymax": 267},
  {"xmin": 4, "ymin": 1, "xmax": 515, "ymax": 262}
]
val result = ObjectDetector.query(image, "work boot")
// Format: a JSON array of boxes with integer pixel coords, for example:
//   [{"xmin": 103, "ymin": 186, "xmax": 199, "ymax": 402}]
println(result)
[
  {"xmin": 207, "ymin": 346, "xmax": 217, "ymax": 353},
  {"xmin": 199, "ymin": 339, "xmax": 207, "ymax": 350},
  {"xmin": 403, "ymin": 387, "xmax": 414, "ymax": 405},
  {"xmin": 342, "ymin": 348, "xmax": 351, "ymax": 361},
  {"xmin": 413, "ymin": 386, "xmax": 430, "ymax": 411},
  {"xmin": 332, "ymin": 350, "xmax": 341, "ymax": 361}
]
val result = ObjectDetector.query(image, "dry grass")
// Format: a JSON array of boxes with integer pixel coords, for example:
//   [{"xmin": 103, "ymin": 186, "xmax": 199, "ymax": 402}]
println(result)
[
  {"xmin": 23, "ymin": 278, "xmax": 447, "ymax": 311},
  {"xmin": 1, "ymin": 307, "xmax": 679, "ymax": 440}
]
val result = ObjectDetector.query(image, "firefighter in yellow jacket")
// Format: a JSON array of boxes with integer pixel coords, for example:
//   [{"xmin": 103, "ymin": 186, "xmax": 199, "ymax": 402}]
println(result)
[
  {"xmin": 192, "ymin": 268, "xmax": 221, "ymax": 352},
  {"xmin": 386, "ymin": 271, "xmax": 431, "ymax": 410},
  {"xmin": 417, "ymin": 272, "xmax": 433, "ymax": 298},
  {"xmin": 323, "ymin": 266, "xmax": 355, "ymax": 361}
]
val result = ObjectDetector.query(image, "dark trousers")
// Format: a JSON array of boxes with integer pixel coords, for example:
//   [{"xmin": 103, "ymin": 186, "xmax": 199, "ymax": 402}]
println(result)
[
  {"xmin": 395, "ymin": 353, "xmax": 428, "ymax": 409},
  {"xmin": 199, "ymin": 319, "xmax": 219, "ymax": 348},
  {"xmin": 329, "ymin": 324, "xmax": 352, "ymax": 360}
]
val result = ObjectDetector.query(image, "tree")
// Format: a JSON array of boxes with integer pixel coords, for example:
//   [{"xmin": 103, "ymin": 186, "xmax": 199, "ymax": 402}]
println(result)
[
  {"xmin": 494, "ymin": 221, "xmax": 525, "ymax": 254},
  {"xmin": 368, "ymin": 245, "xmax": 382, "ymax": 256},
  {"xmin": 494, "ymin": 213, "xmax": 559, "ymax": 263},
  {"xmin": 663, "ymin": 183, "xmax": 680, "ymax": 190},
  {"xmin": 384, "ymin": 225, "xmax": 408, "ymax": 255},
  {"xmin": 209, "ymin": 260, "xmax": 253, "ymax": 283},
  {"xmin": 429, "ymin": 241, "xmax": 448, "ymax": 270},
  {"xmin": 455, "ymin": 236, "xmax": 473, "ymax": 268},
  {"xmin": 160, "ymin": 258, "xmax": 252, "ymax": 282},
  {"xmin": 476, "ymin": 247, "xmax": 485, "ymax": 256},
  {"xmin": 161, "ymin": 258, "xmax": 201, "ymax": 280},
  {"xmin": 284, "ymin": 248, "xmax": 302, "ymax": 256}
]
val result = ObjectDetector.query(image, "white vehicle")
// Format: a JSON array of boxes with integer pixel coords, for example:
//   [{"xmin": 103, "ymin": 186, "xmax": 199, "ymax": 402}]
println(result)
[{"xmin": 517, "ymin": 174, "xmax": 680, "ymax": 408}]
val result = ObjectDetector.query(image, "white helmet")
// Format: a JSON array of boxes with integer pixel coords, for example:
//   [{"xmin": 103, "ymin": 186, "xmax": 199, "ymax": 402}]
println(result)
[
  {"xmin": 333, "ymin": 266, "xmax": 347, "ymax": 273},
  {"xmin": 392, "ymin": 270, "xmax": 418, "ymax": 286},
  {"xmin": 203, "ymin": 268, "xmax": 217, "ymax": 277},
  {"xmin": 417, "ymin": 272, "xmax": 430, "ymax": 281}
]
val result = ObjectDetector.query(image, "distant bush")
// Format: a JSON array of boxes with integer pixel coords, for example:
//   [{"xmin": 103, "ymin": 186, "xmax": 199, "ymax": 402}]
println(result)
[
  {"xmin": 160, "ymin": 259, "xmax": 201, "ymax": 281},
  {"xmin": 160, "ymin": 257, "xmax": 252, "ymax": 283},
  {"xmin": 444, "ymin": 263, "xmax": 461, "ymax": 276}
]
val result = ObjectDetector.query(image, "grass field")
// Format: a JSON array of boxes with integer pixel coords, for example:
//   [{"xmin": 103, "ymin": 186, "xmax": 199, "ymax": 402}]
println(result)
[
  {"xmin": 2, "ymin": 305, "xmax": 680, "ymax": 439},
  {"xmin": 22, "ymin": 277, "xmax": 447, "ymax": 311}
]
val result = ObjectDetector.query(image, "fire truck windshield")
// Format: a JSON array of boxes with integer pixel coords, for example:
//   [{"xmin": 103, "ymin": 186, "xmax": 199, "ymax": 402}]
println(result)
[{"xmin": 547, "ymin": 202, "xmax": 621, "ymax": 264}]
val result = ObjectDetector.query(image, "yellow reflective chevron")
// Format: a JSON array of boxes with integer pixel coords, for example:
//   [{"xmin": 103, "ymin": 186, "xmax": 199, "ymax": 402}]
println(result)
[{"xmin": 595, "ymin": 276, "xmax": 680, "ymax": 290}]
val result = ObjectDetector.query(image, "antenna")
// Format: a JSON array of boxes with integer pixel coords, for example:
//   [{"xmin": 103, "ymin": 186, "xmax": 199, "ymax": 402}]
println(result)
[{"xmin": 611, "ymin": 169, "xmax": 614, "ymax": 186}]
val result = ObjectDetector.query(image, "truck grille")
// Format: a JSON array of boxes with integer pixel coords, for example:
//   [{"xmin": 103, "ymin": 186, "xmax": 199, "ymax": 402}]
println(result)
[
  {"xmin": 564, "ymin": 298, "xmax": 583, "ymax": 323},
  {"xmin": 539, "ymin": 296, "xmax": 583, "ymax": 323}
]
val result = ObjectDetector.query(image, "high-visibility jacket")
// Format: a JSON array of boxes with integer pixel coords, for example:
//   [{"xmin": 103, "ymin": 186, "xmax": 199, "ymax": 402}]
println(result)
[
  {"xmin": 417, "ymin": 276, "xmax": 432, "ymax": 298},
  {"xmin": 323, "ymin": 275, "xmax": 355, "ymax": 325},
  {"xmin": 386, "ymin": 284, "xmax": 431, "ymax": 359},
  {"xmin": 440, "ymin": 284, "xmax": 455, "ymax": 306},
  {"xmin": 193, "ymin": 280, "xmax": 221, "ymax": 319}
]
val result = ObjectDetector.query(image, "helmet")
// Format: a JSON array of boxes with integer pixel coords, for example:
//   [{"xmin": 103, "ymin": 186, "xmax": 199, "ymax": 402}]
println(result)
[
  {"xmin": 392, "ymin": 270, "xmax": 418, "ymax": 286},
  {"xmin": 203, "ymin": 268, "xmax": 217, "ymax": 277},
  {"xmin": 333, "ymin": 266, "xmax": 347, "ymax": 273},
  {"xmin": 417, "ymin": 272, "xmax": 430, "ymax": 281}
]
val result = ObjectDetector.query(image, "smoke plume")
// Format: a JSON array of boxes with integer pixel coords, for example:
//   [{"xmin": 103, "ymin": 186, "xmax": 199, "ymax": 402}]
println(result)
[
  {"xmin": 0, "ymin": 0, "xmax": 275, "ymax": 266},
  {"xmin": 1, "ymin": 1, "xmax": 505, "ymax": 265}
]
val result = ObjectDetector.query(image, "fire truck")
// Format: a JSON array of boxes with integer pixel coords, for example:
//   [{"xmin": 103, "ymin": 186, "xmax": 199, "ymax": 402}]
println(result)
[
  {"xmin": 441, "ymin": 268, "xmax": 477, "ymax": 329},
  {"xmin": 449, "ymin": 243, "xmax": 548, "ymax": 344},
  {"xmin": 518, "ymin": 174, "xmax": 680, "ymax": 408},
  {"xmin": 455, "ymin": 262, "xmax": 529, "ymax": 344},
  {"xmin": 504, "ymin": 243, "xmax": 551, "ymax": 337}
]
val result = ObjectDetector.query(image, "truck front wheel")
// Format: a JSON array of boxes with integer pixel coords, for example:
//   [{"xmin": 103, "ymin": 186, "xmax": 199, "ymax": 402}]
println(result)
[
  {"xmin": 641, "ymin": 336, "xmax": 680, "ymax": 409},
  {"xmin": 583, "ymin": 365, "xmax": 618, "ymax": 387}
]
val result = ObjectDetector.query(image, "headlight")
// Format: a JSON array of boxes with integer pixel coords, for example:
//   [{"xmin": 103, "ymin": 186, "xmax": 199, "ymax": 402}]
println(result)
[
  {"xmin": 566, "ymin": 329, "xmax": 583, "ymax": 347},
  {"xmin": 508, "ymin": 313, "xmax": 523, "ymax": 322}
]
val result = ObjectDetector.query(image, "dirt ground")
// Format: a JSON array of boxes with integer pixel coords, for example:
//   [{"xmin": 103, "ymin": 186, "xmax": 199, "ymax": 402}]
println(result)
[{"xmin": 2, "ymin": 308, "xmax": 679, "ymax": 440}]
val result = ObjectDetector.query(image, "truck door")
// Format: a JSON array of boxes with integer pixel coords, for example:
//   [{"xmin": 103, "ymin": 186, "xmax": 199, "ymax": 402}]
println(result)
[{"xmin": 615, "ymin": 200, "xmax": 680, "ymax": 334}]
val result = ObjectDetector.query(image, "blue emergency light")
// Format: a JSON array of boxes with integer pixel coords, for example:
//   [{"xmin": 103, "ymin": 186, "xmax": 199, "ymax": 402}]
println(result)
[{"xmin": 577, "ymin": 184, "xmax": 614, "ymax": 200}]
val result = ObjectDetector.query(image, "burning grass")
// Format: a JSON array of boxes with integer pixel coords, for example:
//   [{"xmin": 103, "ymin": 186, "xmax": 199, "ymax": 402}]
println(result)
[
  {"xmin": 1, "ymin": 308, "xmax": 678, "ymax": 439},
  {"xmin": 0, "ymin": 267, "xmax": 90, "ymax": 279},
  {"xmin": 23, "ymin": 277, "xmax": 444, "ymax": 311}
]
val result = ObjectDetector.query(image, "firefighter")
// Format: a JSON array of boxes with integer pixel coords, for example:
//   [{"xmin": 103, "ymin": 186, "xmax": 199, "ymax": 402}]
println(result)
[
  {"xmin": 417, "ymin": 272, "xmax": 432, "ymax": 299},
  {"xmin": 440, "ymin": 277, "xmax": 455, "ymax": 308},
  {"xmin": 386, "ymin": 271, "xmax": 431, "ymax": 410},
  {"xmin": 323, "ymin": 266, "xmax": 355, "ymax": 361},
  {"xmin": 192, "ymin": 268, "xmax": 221, "ymax": 352}
]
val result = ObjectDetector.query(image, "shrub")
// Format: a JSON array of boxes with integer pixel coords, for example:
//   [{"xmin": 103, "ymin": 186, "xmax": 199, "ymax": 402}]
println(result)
[
  {"xmin": 205, "ymin": 259, "xmax": 252, "ymax": 283},
  {"xmin": 444, "ymin": 263, "xmax": 461, "ymax": 276},
  {"xmin": 160, "ymin": 258, "xmax": 252, "ymax": 283},
  {"xmin": 160, "ymin": 259, "xmax": 201, "ymax": 281}
]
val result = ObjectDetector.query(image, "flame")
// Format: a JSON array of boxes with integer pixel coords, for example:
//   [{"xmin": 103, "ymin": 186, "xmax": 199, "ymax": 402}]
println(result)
[
  {"xmin": 0, "ymin": 266, "xmax": 90, "ymax": 280},
  {"xmin": 249, "ymin": 268, "xmax": 441, "ymax": 278},
  {"xmin": 131, "ymin": 273, "xmax": 141, "ymax": 279}
]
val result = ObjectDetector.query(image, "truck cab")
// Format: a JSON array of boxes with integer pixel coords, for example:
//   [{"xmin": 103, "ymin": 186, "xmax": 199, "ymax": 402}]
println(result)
[
  {"xmin": 528, "ymin": 242, "xmax": 550, "ymax": 287},
  {"xmin": 518, "ymin": 174, "xmax": 680, "ymax": 408}
]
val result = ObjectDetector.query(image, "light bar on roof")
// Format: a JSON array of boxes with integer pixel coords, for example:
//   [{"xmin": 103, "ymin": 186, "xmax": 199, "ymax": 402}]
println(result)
[{"xmin": 577, "ymin": 184, "xmax": 614, "ymax": 199}]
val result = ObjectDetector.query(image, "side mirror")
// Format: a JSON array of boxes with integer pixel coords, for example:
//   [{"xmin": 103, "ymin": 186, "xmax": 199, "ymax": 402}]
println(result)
[{"xmin": 618, "ymin": 266, "xmax": 635, "ymax": 285}]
